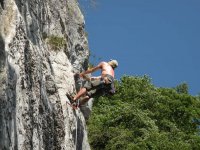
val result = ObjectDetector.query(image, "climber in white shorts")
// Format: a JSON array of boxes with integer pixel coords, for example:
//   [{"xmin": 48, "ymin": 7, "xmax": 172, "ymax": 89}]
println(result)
[{"xmin": 66, "ymin": 59, "xmax": 118, "ymax": 106}]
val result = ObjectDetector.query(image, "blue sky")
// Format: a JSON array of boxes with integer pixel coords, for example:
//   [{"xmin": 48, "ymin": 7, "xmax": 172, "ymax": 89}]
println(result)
[{"xmin": 80, "ymin": 0, "xmax": 200, "ymax": 95}]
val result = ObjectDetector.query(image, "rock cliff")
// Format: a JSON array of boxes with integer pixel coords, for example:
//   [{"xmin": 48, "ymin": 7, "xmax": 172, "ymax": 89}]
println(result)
[{"xmin": 0, "ymin": 0, "xmax": 90, "ymax": 149}]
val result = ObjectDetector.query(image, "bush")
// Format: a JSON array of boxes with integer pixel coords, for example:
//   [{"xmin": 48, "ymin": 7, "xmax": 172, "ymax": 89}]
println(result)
[
  {"xmin": 47, "ymin": 35, "xmax": 66, "ymax": 51},
  {"xmin": 88, "ymin": 75, "xmax": 200, "ymax": 150}
]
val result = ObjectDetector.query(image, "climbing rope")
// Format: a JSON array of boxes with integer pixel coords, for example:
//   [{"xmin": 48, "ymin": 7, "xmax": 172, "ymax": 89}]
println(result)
[
  {"xmin": 73, "ymin": 73, "xmax": 84, "ymax": 149},
  {"xmin": 75, "ymin": 99, "xmax": 80, "ymax": 150}
]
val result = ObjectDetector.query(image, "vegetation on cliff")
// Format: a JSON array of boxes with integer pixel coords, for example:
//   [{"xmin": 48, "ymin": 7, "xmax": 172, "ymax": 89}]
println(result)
[
  {"xmin": 88, "ymin": 75, "xmax": 200, "ymax": 150},
  {"xmin": 47, "ymin": 35, "xmax": 66, "ymax": 51}
]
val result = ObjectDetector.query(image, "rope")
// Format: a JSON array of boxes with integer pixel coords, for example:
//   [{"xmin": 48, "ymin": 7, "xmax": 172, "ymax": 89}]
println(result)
[
  {"xmin": 74, "ymin": 74, "xmax": 83, "ymax": 149},
  {"xmin": 75, "ymin": 99, "xmax": 80, "ymax": 150}
]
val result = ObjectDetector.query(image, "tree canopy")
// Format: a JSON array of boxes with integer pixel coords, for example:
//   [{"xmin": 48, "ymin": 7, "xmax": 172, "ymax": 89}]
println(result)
[{"xmin": 88, "ymin": 75, "xmax": 200, "ymax": 150}]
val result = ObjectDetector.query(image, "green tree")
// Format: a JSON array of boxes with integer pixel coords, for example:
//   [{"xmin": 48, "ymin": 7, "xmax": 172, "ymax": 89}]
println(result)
[
  {"xmin": 88, "ymin": 76, "xmax": 200, "ymax": 150},
  {"xmin": 175, "ymin": 82, "xmax": 189, "ymax": 94}
]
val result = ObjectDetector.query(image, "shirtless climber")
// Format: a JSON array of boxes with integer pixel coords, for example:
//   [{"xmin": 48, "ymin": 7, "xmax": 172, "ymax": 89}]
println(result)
[{"xmin": 67, "ymin": 59, "xmax": 118, "ymax": 106}]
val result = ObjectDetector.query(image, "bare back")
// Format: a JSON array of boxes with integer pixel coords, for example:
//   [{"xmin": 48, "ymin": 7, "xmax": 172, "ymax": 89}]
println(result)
[{"xmin": 99, "ymin": 62, "xmax": 114, "ymax": 78}]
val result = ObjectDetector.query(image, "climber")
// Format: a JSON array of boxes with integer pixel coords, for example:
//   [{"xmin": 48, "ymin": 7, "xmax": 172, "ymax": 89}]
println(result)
[{"xmin": 66, "ymin": 59, "xmax": 118, "ymax": 106}]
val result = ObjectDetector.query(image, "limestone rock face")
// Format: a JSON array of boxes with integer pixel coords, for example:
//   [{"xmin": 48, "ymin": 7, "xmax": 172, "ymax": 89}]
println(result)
[{"xmin": 0, "ymin": 0, "xmax": 90, "ymax": 149}]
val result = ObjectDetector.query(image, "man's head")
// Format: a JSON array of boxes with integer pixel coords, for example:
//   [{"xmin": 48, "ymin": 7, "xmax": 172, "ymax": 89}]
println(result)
[{"xmin": 108, "ymin": 59, "xmax": 118, "ymax": 69}]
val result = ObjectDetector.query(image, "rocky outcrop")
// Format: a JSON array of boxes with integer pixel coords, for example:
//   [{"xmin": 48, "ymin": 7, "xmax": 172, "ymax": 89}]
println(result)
[{"xmin": 0, "ymin": 0, "xmax": 90, "ymax": 149}]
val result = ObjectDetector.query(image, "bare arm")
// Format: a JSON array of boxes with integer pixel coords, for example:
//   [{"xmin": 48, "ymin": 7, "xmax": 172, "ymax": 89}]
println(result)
[{"xmin": 79, "ymin": 63, "xmax": 103, "ymax": 78}]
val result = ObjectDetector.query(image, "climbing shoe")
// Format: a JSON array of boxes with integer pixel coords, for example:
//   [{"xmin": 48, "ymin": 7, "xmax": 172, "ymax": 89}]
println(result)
[{"xmin": 66, "ymin": 93, "xmax": 75, "ymax": 104}]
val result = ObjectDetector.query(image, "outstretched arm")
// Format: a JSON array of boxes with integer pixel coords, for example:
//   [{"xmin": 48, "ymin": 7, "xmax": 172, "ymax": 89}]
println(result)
[{"xmin": 79, "ymin": 62, "xmax": 102, "ymax": 78}]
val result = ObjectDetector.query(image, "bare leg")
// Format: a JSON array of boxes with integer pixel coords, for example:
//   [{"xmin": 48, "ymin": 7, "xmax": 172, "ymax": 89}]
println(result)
[{"xmin": 73, "ymin": 87, "xmax": 87, "ymax": 101}]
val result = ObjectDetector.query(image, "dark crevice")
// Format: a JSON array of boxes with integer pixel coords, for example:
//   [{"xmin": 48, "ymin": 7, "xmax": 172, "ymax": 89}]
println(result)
[
  {"xmin": 0, "ymin": 0, "xmax": 4, "ymax": 9},
  {"xmin": 24, "ymin": 40, "xmax": 33, "ymax": 89},
  {"xmin": 0, "ymin": 35, "xmax": 5, "ymax": 72}
]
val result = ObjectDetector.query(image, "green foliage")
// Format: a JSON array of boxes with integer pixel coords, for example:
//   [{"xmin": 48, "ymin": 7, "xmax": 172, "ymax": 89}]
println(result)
[
  {"xmin": 88, "ymin": 75, "xmax": 200, "ymax": 150},
  {"xmin": 47, "ymin": 35, "xmax": 66, "ymax": 51},
  {"xmin": 175, "ymin": 82, "xmax": 189, "ymax": 94},
  {"xmin": 88, "ymin": 63, "xmax": 94, "ymax": 69}
]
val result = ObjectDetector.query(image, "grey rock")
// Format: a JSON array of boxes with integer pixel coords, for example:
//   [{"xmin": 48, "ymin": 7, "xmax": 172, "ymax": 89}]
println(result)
[{"xmin": 0, "ymin": 0, "xmax": 90, "ymax": 149}]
